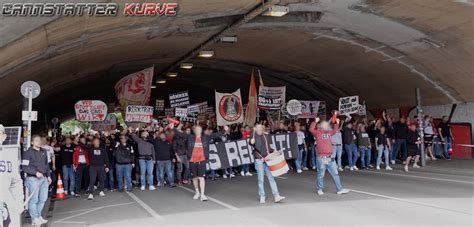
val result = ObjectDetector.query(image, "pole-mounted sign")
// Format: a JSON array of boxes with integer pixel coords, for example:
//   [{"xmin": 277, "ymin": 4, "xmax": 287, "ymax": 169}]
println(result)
[{"xmin": 20, "ymin": 81, "xmax": 41, "ymax": 148}]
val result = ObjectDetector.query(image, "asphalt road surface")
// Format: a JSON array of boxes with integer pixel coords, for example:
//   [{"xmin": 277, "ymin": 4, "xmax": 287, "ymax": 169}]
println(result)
[{"xmin": 32, "ymin": 159, "xmax": 474, "ymax": 226}]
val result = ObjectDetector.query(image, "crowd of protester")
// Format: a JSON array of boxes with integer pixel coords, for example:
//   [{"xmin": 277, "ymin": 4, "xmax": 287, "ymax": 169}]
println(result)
[{"xmin": 19, "ymin": 112, "xmax": 455, "ymax": 226}]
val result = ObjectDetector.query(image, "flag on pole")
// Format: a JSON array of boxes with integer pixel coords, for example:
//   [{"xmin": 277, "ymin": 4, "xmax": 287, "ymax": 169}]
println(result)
[
  {"xmin": 114, "ymin": 67, "xmax": 154, "ymax": 109},
  {"xmin": 215, "ymin": 89, "xmax": 244, "ymax": 126},
  {"xmin": 243, "ymin": 68, "xmax": 257, "ymax": 127}
]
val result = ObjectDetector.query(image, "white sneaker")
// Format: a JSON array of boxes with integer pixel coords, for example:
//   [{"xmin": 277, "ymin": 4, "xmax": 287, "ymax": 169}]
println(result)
[
  {"xmin": 245, "ymin": 172, "xmax": 253, "ymax": 176},
  {"xmin": 350, "ymin": 167, "xmax": 354, "ymax": 171},
  {"xmin": 337, "ymin": 167, "xmax": 343, "ymax": 172},
  {"xmin": 385, "ymin": 166, "xmax": 393, "ymax": 170},
  {"xmin": 223, "ymin": 175, "xmax": 228, "ymax": 179},
  {"xmin": 404, "ymin": 165, "xmax": 409, "ymax": 172},
  {"xmin": 149, "ymin": 186, "xmax": 156, "ymax": 191},
  {"xmin": 99, "ymin": 191, "xmax": 105, "ymax": 197},
  {"xmin": 241, "ymin": 171, "xmax": 245, "ymax": 176},
  {"xmin": 230, "ymin": 174, "xmax": 235, "ymax": 178},
  {"xmin": 317, "ymin": 190, "xmax": 324, "ymax": 195},
  {"xmin": 312, "ymin": 166, "xmax": 316, "ymax": 170},
  {"xmin": 70, "ymin": 191, "xmax": 75, "ymax": 196},
  {"xmin": 303, "ymin": 167, "xmax": 309, "ymax": 171},
  {"xmin": 259, "ymin": 196, "xmax": 266, "ymax": 204},
  {"xmin": 390, "ymin": 160, "xmax": 395, "ymax": 165},
  {"xmin": 200, "ymin": 195, "xmax": 208, "ymax": 201},
  {"xmin": 193, "ymin": 192, "xmax": 200, "ymax": 200},
  {"xmin": 403, "ymin": 161, "xmax": 406, "ymax": 165},
  {"xmin": 274, "ymin": 195, "xmax": 285, "ymax": 203},
  {"xmin": 32, "ymin": 218, "xmax": 43, "ymax": 226},
  {"xmin": 38, "ymin": 217, "xmax": 48, "ymax": 224},
  {"xmin": 413, "ymin": 164, "xmax": 420, "ymax": 168},
  {"xmin": 87, "ymin": 194, "xmax": 94, "ymax": 200},
  {"xmin": 337, "ymin": 189, "xmax": 350, "ymax": 195},
  {"xmin": 353, "ymin": 166, "xmax": 359, "ymax": 170},
  {"xmin": 140, "ymin": 186, "xmax": 146, "ymax": 191},
  {"xmin": 297, "ymin": 169, "xmax": 303, "ymax": 173},
  {"xmin": 376, "ymin": 166, "xmax": 380, "ymax": 170}
]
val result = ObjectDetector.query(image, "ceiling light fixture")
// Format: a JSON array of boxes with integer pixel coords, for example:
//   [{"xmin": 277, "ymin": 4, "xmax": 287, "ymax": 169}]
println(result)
[
  {"xmin": 166, "ymin": 72, "xmax": 178, "ymax": 77},
  {"xmin": 180, "ymin": 63, "xmax": 193, "ymax": 69},
  {"xmin": 198, "ymin": 50, "xmax": 214, "ymax": 58},
  {"xmin": 220, "ymin": 36, "xmax": 238, "ymax": 43},
  {"xmin": 263, "ymin": 5, "xmax": 289, "ymax": 17},
  {"xmin": 156, "ymin": 79, "xmax": 166, "ymax": 84}
]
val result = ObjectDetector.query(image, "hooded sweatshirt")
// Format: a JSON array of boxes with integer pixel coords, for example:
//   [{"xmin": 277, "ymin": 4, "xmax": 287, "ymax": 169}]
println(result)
[{"xmin": 309, "ymin": 122, "xmax": 340, "ymax": 157}]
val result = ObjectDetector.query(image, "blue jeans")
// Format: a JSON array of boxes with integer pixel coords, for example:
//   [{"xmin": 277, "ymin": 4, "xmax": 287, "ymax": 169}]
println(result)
[
  {"xmin": 254, "ymin": 160, "xmax": 279, "ymax": 198},
  {"xmin": 157, "ymin": 160, "xmax": 174, "ymax": 184},
  {"xmin": 296, "ymin": 145, "xmax": 306, "ymax": 171},
  {"xmin": 116, "ymin": 164, "xmax": 132, "ymax": 191},
  {"xmin": 377, "ymin": 145, "xmax": 390, "ymax": 167},
  {"xmin": 240, "ymin": 164, "xmax": 249, "ymax": 173},
  {"xmin": 139, "ymin": 159, "xmax": 154, "ymax": 187},
  {"xmin": 443, "ymin": 137, "xmax": 452, "ymax": 159},
  {"xmin": 344, "ymin": 144, "xmax": 358, "ymax": 167},
  {"xmin": 309, "ymin": 143, "xmax": 317, "ymax": 168},
  {"xmin": 25, "ymin": 177, "xmax": 49, "ymax": 220},
  {"xmin": 392, "ymin": 139, "xmax": 407, "ymax": 161},
  {"xmin": 331, "ymin": 145, "xmax": 343, "ymax": 168},
  {"xmin": 106, "ymin": 166, "xmax": 114, "ymax": 189},
  {"xmin": 62, "ymin": 165, "xmax": 75, "ymax": 193},
  {"xmin": 360, "ymin": 146, "xmax": 371, "ymax": 167},
  {"xmin": 316, "ymin": 157, "xmax": 343, "ymax": 192}
]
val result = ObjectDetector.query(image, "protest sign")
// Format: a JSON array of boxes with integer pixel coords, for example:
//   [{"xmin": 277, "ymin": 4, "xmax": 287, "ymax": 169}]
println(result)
[
  {"xmin": 155, "ymin": 99, "xmax": 165, "ymax": 111},
  {"xmin": 258, "ymin": 86, "xmax": 286, "ymax": 109},
  {"xmin": 338, "ymin": 96, "xmax": 359, "ymax": 115},
  {"xmin": 187, "ymin": 101, "xmax": 208, "ymax": 114},
  {"xmin": 207, "ymin": 133, "xmax": 298, "ymax": 170},
  {"xmin": 298, "ymin": 100, "xmax": 320, "ymax": 119},
  {"xmin": 169, "ymin": 91, "xmax": 190, "ymax": 108},
  {"xmin": 215, "ymin": 89, "xmax": 244, "ymax": 126},
  {"xmin": 175, "ymin": 107, "xmax": 188, "ymax": 117},
  {"xmin": 74, "ymin": 100, "xmax": 108, "ymax": 121},
  {"xmin": 125, "ymin": 105, "xmax": 154, "ymax": 123},
  {"xmin": 91, "ymin": 114, "xmax": 117, "ymax": 131},
  {"xmin": 358, "ymin": 104, "xmax": 367, "ymax": 116},
  {"xmin": 114, "ymin": 67, "xmax": 154, "ymax": 108},
  {"xmin": 165, "ymin": 107, "xmax": 174, "ymax": 116},
  {"xmin": 286, "ymin": 99, "xmax": 302, "ymax": 116}
]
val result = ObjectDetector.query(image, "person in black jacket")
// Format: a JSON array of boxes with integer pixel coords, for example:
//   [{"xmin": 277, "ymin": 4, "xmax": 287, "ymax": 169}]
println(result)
[
  {"xmin": 170, "ymin": 123, "xmax": 228, "ymax": 201},
  {"xmin": 391, "ymin": 117, "xmax": 408, "ymax": 164},
  {"xmin": 342, "ymin": 122, "xmax": 358, "ymax": 171},
  {"xmin": 60, "ymin": 137, "xmax": 76, "ymax": 196},
  {"xmin": 87, "ymin": 138, "xmax": 109, "ymax": 200},
  {"xmin": 105, "ymin": 137, "xmax": 115, "ymax": 191},
  {"xmin": 114, "ymin": 135, "xmax": 135, "ymax": 192},
  {"xmin": 22, "ymin": 135, "xmax": 51, "ymax": 226},
  {"xmin": 173, "ymin": 130, "xmax": 189, "ymax": 184},
  {"xmin": 154, "ymin": 132, "xmax": 176, "ymax": 187},
  {"xmin": 404, "ymin": 124, "xmax": 421, "ymax": 172}
]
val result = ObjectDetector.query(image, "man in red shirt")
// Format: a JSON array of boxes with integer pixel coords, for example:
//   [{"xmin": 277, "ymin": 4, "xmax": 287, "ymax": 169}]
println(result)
[
  {"xmin": 310, "ymin": 117, "xmax": 350, "ymax": 195},
  {"xmin": 170, "ymin": 123, "xmax": 228, "ymax": 201}
]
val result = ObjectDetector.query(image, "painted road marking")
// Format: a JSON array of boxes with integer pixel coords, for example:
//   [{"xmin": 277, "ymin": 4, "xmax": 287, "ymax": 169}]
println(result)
[
  {"xmin": 126, "ymin": 191, "xmax": 165, "ymax": 221},
  {"xmin": 54, "ymin": 207, "xmax": 101, "ymax": 223},
  {"xmin": 54, "ymin": 202, "xmax": 135, "ymax": 215},
  {"xmin": 360, "ymin": 170, "xmax": 474, "ymax": 184},
  {"xmin": 349, "ymin": 188, "xmax": 474, "ymax": 215},
  {"xmin": 178, "ymin": 186, "xmax": 239, "ymax": 211}
]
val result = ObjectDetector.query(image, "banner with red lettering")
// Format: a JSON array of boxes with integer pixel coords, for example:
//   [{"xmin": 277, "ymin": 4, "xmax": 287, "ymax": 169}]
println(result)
[
  {"xmin": 125, "ymin": 105, "xmax": 154, "ymax": 123},
  {"xmin": 91, "ymin": 114, "xmax": 117, "ymax": 131},
  {"xmin": 74, "ymin": 100, "xmax": 108, "ymax": 122},
  {"xmin": 114, "ymin": 67, "xmax": 154, "ymax": 108}
]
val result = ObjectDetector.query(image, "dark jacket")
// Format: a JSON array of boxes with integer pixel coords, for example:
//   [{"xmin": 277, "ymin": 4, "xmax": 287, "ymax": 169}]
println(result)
[
  {"xmin": 249, "ymin": 133, "xmax": 272, "ymax": 159},
  {"xmin": 342, "ymin": 127, "xmax": 356, "ymax": 145},
  {"xmin": 22, "ymin": 147, "xmax": 50, "ymax": 177},
  {"xmin": 172, "ymin": 136, "xmax": 188, "ymax": 156},
  {"xmin": 114, "ymin": 142, "xmax": 135, "ymax": 164},
  {"xmin": 88, "ymin": 146, "xmax": 110, "ymax": 168},
  {"xmin": 173, "ymin": 129, "xmax": 222, "ymax": 161},
  {"xmin": 60, "ymin": 144, "xmax": 75, "ymax": 166},
  {"xmin": 393, "ymin": 122, "xmax": 408, "ymax": 139},
  {"xmin": 154, "ymin": 139, "xmax": 174, "ymax": 161}
]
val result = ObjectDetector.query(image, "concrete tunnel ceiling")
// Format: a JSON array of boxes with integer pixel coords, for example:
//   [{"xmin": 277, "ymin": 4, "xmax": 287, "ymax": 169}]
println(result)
[{"xmin": 0, "ymin": 0, "xmax": 473, "ymax": 124}]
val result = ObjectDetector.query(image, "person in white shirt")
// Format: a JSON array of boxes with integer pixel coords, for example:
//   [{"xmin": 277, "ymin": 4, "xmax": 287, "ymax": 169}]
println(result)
[{"xmin": 294, "ymin": 122, "xmax": 307, "ymax": 173}]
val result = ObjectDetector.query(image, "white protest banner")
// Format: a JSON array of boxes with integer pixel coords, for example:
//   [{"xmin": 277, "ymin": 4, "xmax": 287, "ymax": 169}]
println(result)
[
  {"xmin": 258, "ymin": 86, "xmax": 286, "ymax": 109},
  {"xmin": 358, "ymin": 104, "xmax": 367, "ymax": 116},
  {"xmin": 169, "ymin": 91, "xmax": 190, "ymax": 108},
  {"xmin": 155, "ymin": 99, "xmax": 165, "ymax": 111},
  {"xmin": 175, "ymin": 107, "xmax": 188, "ymax": 117},
  {"xmin": 205, "ymin": 106, "xmax": 214, "ymax": 114},
  {"xmin": 215, "ymin": 89, "xmax": 244, "ymax": 126},
  {"xmin": 187, "ymin": 101, "xmax": 208, "ymax": 114},
  {"xmin": 74, "ymin": 100, "xmax": 108, "ymax": 121},
  {"xmin": 165, "ymin": 107, "xmax": 174, "ymax": 116},
  {"xmin": 91, "ymin": 114, "xmax": 117, "ymax": 131},
  {"xmin": 286, "ymin": 99, "xmax": 302, "ymax": 116},
  {"xmin": 114, "ymin": 67, "xmax": 154, "ymax": 108},
  {"xmin": 338, "ymin": 96, "xmax": 359, "ymax": 115},
  {"xmin": 125, "ymin": 105, "xmax": 154, "ymax": 123},
  {"xmin": 298, "ymin": 100, "xmax": 320, "ymax": 119}
]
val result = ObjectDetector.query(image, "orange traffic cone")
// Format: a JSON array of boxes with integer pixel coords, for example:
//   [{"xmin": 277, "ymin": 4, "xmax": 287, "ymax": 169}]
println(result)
[{"xmin": 56, "ymin": 174, "xmax": 66, "ymax": 200}]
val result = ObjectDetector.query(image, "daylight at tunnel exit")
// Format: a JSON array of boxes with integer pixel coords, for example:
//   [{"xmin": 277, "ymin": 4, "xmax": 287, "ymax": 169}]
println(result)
[{"xmin": 0, "ymin": 0, "xmax": 473, "ymax": 227}]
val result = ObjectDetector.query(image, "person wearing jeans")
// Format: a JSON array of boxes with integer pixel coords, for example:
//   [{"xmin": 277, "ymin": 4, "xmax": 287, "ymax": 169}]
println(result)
[
  {"xmin": 331, "ymin": 130, "xmax": 343, "ymax": 171},
  {"xmin": 154, "ymin": 132, "xmax": 176, "ymax": 187},
  {"xmin": 138, "ymin": 159, "xmax": 154, "ymax": 189},
  {"xmin": 173, "ymin": 134, "xmax": 190, "ymax": 183},
  {"xmin": 255, "ymin": 159, "xmax": 280, "ymax": 198},
  {"xmin": 60, "ymin": 137, "xmax": 75, "ymax": 195},
  {"xmin": 114, "ymin": 135, "xmax": 135, "ymax": 192},
  {"xmin": 129, "ymin": 129, "xmax": 156, "ymax": 191},
  {"xmin": 357, "ymin": 125, "xmax": 372, "ymax": 169},
  {"xmin": 343, "ymin": 122, "xmax": 358, "ymax": 171},
  {"xmin": 157, "ymin": 160, "xmax": 175, "ymax": 186},
  {"xmin": 391, "ymin": 117, "xmax": 408, "ymax": 163},
  {"xmin": 375, "ymin": 126, "xmax": 392, "ymax": 170},
  {"xmin": 309, "ymin": 117, "xmax": 349, "ymax": 195},
  {"xmin": 295, "ymin": 122, "xmax": 307, "ymax": 173},
  {"xmin": 22, "ymin": 135, "xmax": 52, "ymax": 226},
  {"xmin": 437, "ymin": 116, "xmax": 453, "ymax": 160}
]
